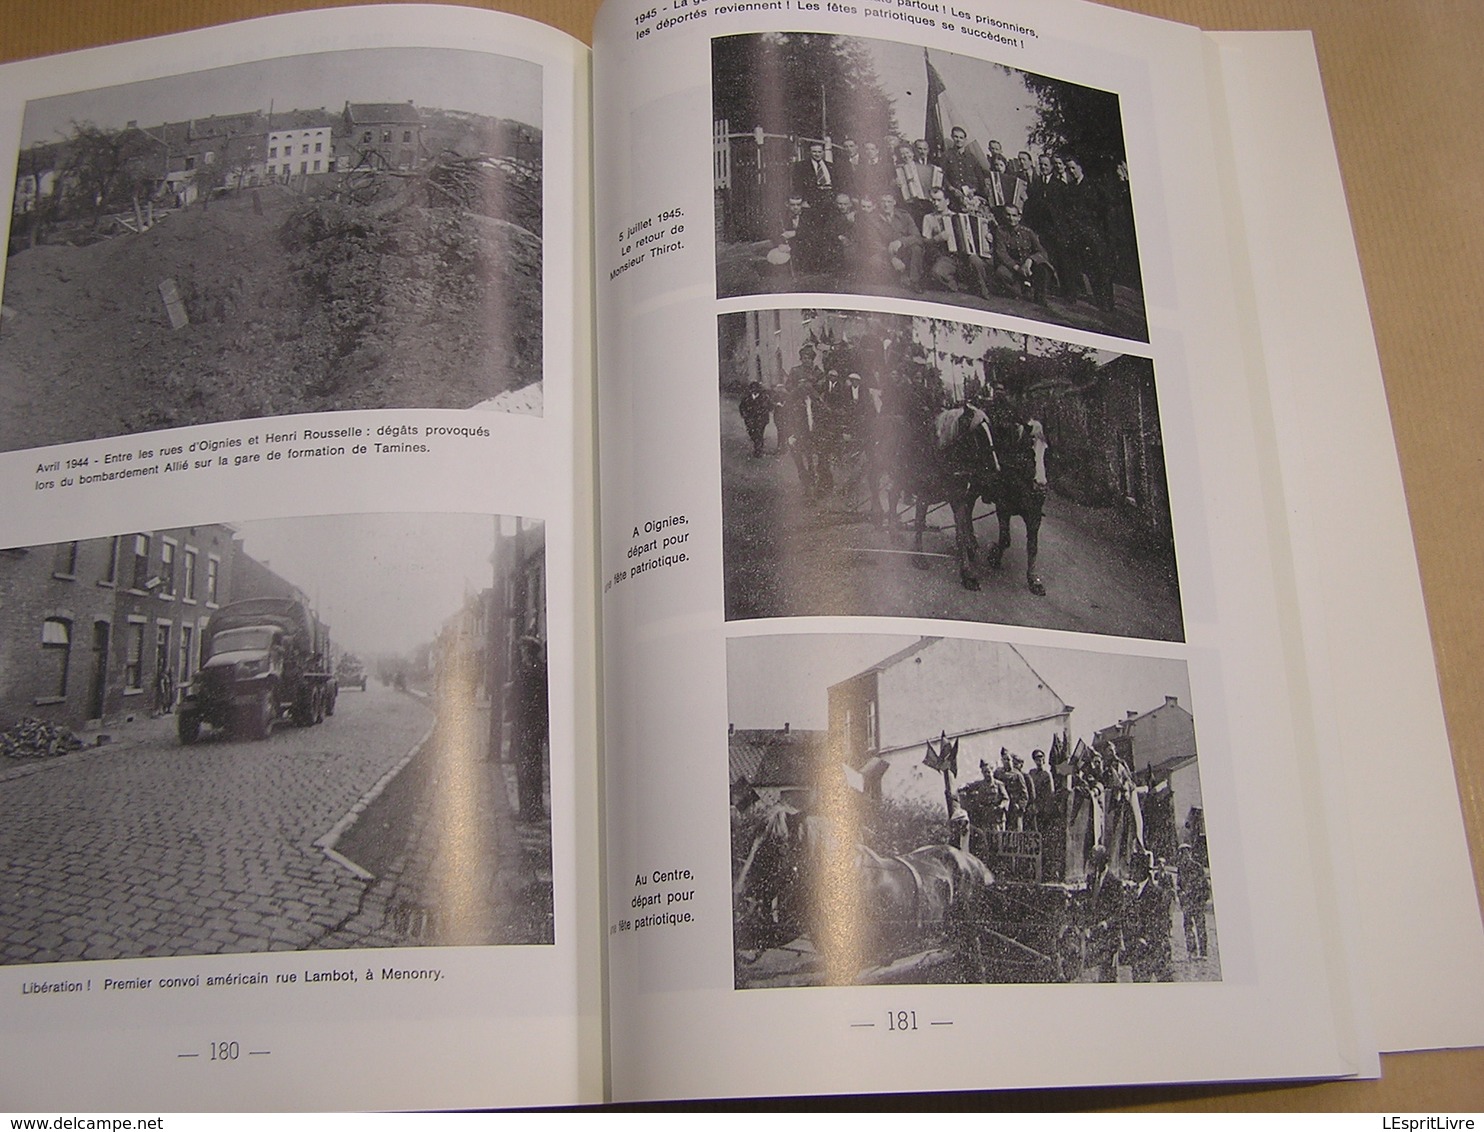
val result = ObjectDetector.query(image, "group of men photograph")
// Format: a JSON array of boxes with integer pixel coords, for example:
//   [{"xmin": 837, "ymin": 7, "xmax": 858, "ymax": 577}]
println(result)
[{"xmin": 770, "ymin": 127, "xmax": 1133, "ymax": 318}]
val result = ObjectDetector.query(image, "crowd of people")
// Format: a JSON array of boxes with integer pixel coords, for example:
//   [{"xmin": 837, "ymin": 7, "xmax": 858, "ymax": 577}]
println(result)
[
  {"xmin": 943, "ymin": 737, "xmax": 1212, "ymax": 981},
  {"xmin": 737, "ymin": 338, "xmax": 1031, "ymax": 508},
  {"xmin": 765, "ymin": 127, "xmax": 1136, "ymax": 311}
]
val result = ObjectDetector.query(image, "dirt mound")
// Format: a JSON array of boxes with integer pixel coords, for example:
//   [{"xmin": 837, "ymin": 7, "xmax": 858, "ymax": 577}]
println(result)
[{"xmin": 0, "ymin": 184, "xmax": 542, "ymax": 450}]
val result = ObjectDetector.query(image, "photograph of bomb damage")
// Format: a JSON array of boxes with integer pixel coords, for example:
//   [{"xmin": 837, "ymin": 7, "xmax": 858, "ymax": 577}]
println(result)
[
  {"xmin": 0, "ymin": 513, "xmax": 552, "ymax": 963},
  {"xmin": 1, "ymin": 47, "xmax": 543, "ymax": 453},
  {"xmin": 721, "ymin": 308, "xmax": 1182, "ymax": 642},
  {"xmin": 714, "ymin": 33, "xmax": 1146, "ymax": 342},
  {"xmin": 729, "ymin": 634, "xmax": 1218, "ymax": 988}
]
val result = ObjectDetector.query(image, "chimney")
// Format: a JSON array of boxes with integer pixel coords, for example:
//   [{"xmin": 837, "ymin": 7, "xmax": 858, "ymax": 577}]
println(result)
[
  {"xmin": 1126, "ymin": 710, "xmax": 1138, "ymax": 720},
  {"xmin": 728, "ymin": 723, "xmax": 734, "ymax": 736},
  {"xmin": 783, "ymin": 722, "xmax": 790, "ymax": 734},
  {"xmin": 1165, "ymin": 695, "xmax": 1179, "ymax": 708}
]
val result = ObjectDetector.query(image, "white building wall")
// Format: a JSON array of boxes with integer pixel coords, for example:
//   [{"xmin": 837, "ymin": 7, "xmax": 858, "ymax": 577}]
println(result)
[{"xmin": 873, "ymin": 639, "xmax": 1067, "ymax": 809}]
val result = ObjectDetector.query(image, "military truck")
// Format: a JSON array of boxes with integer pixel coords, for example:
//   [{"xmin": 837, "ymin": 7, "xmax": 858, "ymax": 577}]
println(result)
[
  {"xmin": 177, "ymin": 597, "xmax": 335, "ymax": 743},
  {"xmin": 336, "ymin": 653, "xmax": 368, "ymax": 691}
]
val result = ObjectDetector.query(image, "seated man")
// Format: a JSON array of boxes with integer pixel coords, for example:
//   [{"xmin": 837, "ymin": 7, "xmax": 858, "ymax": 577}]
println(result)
[
  {"xmin": 870, "ymin": 192, "xmax": 925, "ymax": 291},
  {"xmin": 993, "ymin": 205, "xmax": 1056, "ymax": 305},
  {"xmin": 921, "ymin": 187, "xmax": 991, "ymax": 299}
]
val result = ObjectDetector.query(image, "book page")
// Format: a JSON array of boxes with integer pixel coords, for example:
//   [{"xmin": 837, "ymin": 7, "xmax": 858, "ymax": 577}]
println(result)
[
  {"xmin": 0, "ymin": 6, "xmax": 601, "ymax": 1110},
  {"xmin": 592, "ymin": 0, "xmax": 1371, "ymax": 1100}
]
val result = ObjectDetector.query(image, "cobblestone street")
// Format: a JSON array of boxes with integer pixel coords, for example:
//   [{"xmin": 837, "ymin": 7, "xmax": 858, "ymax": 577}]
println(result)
[{"xmin": 0, "ymin": 683, "xmax": 439, "ymax": 965}]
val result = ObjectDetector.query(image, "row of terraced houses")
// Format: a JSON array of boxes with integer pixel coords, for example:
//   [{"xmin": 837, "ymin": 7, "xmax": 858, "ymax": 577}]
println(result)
[
  {"xmin": 0, "ymin": 526, "xmax": 310, "ymax": 732},
  {"xmin": 13, "ymin": 100, "xmax": 539, "ymax": 216}
]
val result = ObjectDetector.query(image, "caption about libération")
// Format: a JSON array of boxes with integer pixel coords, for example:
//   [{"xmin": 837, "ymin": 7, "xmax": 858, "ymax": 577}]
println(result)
[
  {"xmin": 631, "ymin": 0, "xmax": 1036, "ymax": 48},
  {"xmin": 612, "ymin": 866, "xmax": 699, "ymax": 934},
  {"xmin": 20, "ymin": 963, "xmax": 444, "ymax": 999},
  {"xmin": 28, "ymin": 422, "xmax": 489, "ymax": 494}
]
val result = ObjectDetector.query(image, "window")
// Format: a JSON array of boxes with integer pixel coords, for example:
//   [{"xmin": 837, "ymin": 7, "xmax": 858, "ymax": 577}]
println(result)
[
  {"xmin": 382, "ymin": 130, "xmax": 391, "ymax": 144},
  {"xmin": 268, "ymin": 146, "xmax": 277, "ymax": 158},
  {"xmin": 160, "ymin": 540, "xmax": 176, "ymax": 596},
  {"xmin": 301, "ymin": 144, "xmax": 309, "ymax": 156},
  {"xmin": 124, "ymin": 621, "xmax": 145, "ymax": 690},
  {"xmin": 312, "ymin": 160, "xmax": 320, "ymax": 173},
  {"xmin": 361, "ymin": 130, "xmax": 372, "ymax": 144},
  {"xmin": 314, "ymin": 142, "xmax": 322, "ymax": 153},
  {"xmin": 53, "ymin": 541, "xmax": 78, "ymax": 577},
  {"xmin": 867, "ymin": 700, "xmax": 878, "ymax": 752},
  {"xmin": 41, "ymin": 618, "xmax": 71, "ymax": 699},
  {"xmin": 206, "ymin": 558, "xmax": 219, "ymax": 604},
  {"xmin": 131, "ymin": 534, "xmax": 150, "ymax": 591},
  {"xmin": 300, "ymin": 161, "xmax": 308, "ymax": 174},
  {"xmin": 101, "ymin": 536, "xmax": 119, "ymax": 585},
  {"xmin": 402, "ymin": 130, "xmax": 412, "ymax": 143},
  {"xmin": 267, "ymin": 165, "xmax": 275, "ymax": 176},
  {"xmin": 183, "ymin": 549, "xmax": 197, "ymax": 601}
]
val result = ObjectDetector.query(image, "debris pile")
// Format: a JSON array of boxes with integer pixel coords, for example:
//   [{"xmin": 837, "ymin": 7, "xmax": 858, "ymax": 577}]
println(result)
[{"xmin": 1, "ymin": 717, "xmax": 85, "ymax": 760}]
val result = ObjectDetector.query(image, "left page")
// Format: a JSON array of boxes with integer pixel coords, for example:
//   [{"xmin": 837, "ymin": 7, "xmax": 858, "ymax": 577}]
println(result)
[{"xmin": 0, "ymin": 6, "xmax": 601, "ymax": 1111}]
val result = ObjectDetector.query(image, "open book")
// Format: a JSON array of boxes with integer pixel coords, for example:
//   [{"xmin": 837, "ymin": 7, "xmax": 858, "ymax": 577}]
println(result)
[{"xmin": 0, "ymin": 0, "xmax": 1480, "ymax": 1110}]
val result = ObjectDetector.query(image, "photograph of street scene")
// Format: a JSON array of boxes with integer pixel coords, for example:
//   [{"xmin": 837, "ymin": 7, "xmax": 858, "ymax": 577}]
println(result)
[
  {"xmin": 714, "ymin": 33, "xmax": 1146, "ymax": 342},
  {"xmin": 722, "ymin": 308, "xmax": 1182, "ymax": 641},
  {"xmin": 729, "ymin": 633, "xmax": 1218, "ymax": 988},
  {"xmin": 0, "ymin": 512, "xmax": 552, "ymax": 964},
  {"xmin": 1, "ymin": 47, "xmax": 544, "ymax": 453}
]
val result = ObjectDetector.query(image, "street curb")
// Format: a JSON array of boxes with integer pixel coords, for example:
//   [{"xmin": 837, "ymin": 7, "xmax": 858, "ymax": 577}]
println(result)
[{"xmin": 313, "ymin": 715, "xmax": 438, "ymax": 880}]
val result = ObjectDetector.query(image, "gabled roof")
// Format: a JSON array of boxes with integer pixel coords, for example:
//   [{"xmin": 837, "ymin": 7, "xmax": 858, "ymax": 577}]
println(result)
[
  {"xmin": 346, "ymin": 102, "xmax": 423, "ymax": 126},
  {"xmin": 728, "ymin": 728, "xmax": 827, "ymax": 787},
  {"xmin": 855, "ymin": 636, "xmax": 938, "ymax": 675},
  {"xmin": 268, "ymin": 110, "xmax": 339, "ymax": 132}
]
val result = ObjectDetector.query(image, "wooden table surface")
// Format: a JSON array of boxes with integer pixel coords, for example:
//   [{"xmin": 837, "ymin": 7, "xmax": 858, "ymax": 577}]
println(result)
[{"xmin": 2, "ymin": 0, "xmax": 1480, "ymax": 1113}]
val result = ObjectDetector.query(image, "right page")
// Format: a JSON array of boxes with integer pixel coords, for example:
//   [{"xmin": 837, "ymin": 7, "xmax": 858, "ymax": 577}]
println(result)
[{"xmin": 592, "ymin": 0, "xmax": 1401, "ymax": 1099}]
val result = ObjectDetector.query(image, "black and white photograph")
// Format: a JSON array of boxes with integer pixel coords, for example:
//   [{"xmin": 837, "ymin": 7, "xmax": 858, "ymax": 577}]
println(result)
[
  {"xmin": 713, "ymin": 33, "xmax": 1146, "ymax": 342},
  {"xmin": 729, "ymin": 633, "xmax": 1218, "ymax": 988},
  {"xmin": 0, "ymin": 512, "xmax": 553, "ymax": 963},
  {"xmin": 1, "ymin": 47, "xmax": 544, "ymax": 452},
  {"xmin": 721, "ymin": 308, "xmax": 1182, "ymax": 641}
]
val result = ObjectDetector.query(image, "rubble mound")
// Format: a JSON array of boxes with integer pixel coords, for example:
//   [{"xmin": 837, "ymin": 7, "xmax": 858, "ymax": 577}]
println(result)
[
  {"xmin": 1, "ymin": 717, "xmax": 86, "ymax": 760},
  {"xmin": 0, "ymin": 182, "xmax": 543, "ymax": 451}
]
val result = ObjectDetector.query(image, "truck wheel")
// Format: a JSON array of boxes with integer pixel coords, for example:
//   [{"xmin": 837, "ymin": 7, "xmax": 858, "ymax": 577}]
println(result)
[
  {"xmin": 177, "ymin": 712, "xmax": 201, "ymax": 745},
  {"xmin": 241, "ymin": 690, "xmax": 273, "ymax": 740}
]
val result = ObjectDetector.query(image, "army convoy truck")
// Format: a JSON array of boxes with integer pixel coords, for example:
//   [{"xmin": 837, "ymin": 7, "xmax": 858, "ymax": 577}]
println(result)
[{"xmin": 177, "ymin": 597, "xmax": 336, "ymax": 743}]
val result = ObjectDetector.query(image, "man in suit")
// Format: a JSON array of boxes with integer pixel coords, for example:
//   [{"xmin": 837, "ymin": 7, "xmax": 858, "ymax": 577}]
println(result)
[
  {"xmin": 1062, "ymin": 156, "xmax": 1115, "ymax": 310},
  {"xmin": 791, "ymin": 141, "xmax": 835, "ymax": 208}
]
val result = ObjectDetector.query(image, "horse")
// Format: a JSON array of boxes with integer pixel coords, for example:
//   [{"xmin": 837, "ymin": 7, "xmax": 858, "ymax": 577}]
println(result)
[
  {"xmin": 866, "ymin": 400, "xmax": 998, "ymax": 590},
  {"xmin": 733, "ymin": 803, "xmax": 995, "ymax": 984},
  {"xmin": 983, "ymin": 413, "xmax": 1050, "ymax": 596}
]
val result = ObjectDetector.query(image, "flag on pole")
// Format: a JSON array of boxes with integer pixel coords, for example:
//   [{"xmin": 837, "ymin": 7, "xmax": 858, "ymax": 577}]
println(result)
[
  {"xmin": 923, "ymin": 730, "xmax": 959, "ymax": 777},
  {"xmin": 924, "ymin": 49, "xmax": 990, "ymax": 177},
  {"xmin": 924, "ymin": 50, "xmax": 948, "ymax": 164}
]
